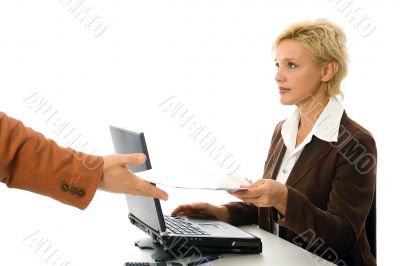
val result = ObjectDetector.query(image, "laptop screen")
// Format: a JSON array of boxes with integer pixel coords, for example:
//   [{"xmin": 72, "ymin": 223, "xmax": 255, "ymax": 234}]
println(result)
[
  {"xmin": 109, "ymin": 125, "xmax": 166, "ymax": 233},
  {"xmin": 126, "ymin": 195, "xmax": 166, "ymax": 233},
  {"xmin": 109, "ymin": 126, "xmax": 151, "ymax": 172}
]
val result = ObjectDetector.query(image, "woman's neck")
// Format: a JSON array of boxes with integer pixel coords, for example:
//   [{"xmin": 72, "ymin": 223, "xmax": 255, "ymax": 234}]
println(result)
[{"xmin": 297, "ymin": 94, "xmax": 330, "ymax": 133}]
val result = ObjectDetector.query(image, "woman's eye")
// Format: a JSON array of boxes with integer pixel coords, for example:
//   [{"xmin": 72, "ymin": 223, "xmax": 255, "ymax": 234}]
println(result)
[
  {"xmin": 288, "ymin": 62, "xmax": 296, "ymax": 69},
  {"xmin": 275, "ymin": 63, "xmax": 279, "ymax": 69}
]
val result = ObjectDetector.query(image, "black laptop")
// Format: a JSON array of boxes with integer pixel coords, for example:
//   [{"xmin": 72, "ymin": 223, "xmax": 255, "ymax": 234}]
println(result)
[{"xmin": 109, "ymin": 126, "xmax": 262, "ymax": 258}]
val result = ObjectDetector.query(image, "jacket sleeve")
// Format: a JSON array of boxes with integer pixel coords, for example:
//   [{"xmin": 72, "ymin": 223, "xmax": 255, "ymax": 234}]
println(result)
[
  {"xmin": 277, "ymin": 131, "xmax": 377, "ymax": 257},
  {"xmin": 223, "ymin": 121, "xmax": 284, "ymax": 226},
  {"xmin": 0, "ymin": 112, "xmax": 104, "ymax": 210}
]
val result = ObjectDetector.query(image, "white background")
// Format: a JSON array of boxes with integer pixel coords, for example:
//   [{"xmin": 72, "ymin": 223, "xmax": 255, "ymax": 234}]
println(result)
[{"xmin": 0, "ymin": 0, "xmax": 398, "ymax": 265}]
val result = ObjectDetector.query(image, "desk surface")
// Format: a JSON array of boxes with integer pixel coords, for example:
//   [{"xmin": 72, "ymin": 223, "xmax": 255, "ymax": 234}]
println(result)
[
  {"xmin": 0, "ymin": 188, "xmax": 336, "ymax": 265},
  {"xmin": 123, "ymin": 225, "xmax": 334, "ymax": 266}
]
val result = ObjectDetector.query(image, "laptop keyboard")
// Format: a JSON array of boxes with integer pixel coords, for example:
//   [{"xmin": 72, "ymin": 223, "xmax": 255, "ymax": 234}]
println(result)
[{"xmin": 164, "ymin": 216, "xmax": 208, "ymax": 235}]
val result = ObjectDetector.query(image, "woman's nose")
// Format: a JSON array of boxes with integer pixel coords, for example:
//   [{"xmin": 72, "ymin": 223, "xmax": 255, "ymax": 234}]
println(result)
[{"xmin": 275, "ymin": 68, "xmax": 285, "ymax": 82}]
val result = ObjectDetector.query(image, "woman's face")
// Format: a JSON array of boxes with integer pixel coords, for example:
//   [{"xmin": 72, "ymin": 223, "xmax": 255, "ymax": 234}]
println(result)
[{"xmin": 274, "ymin": 39, "xmax": 326, "ymax": 106}]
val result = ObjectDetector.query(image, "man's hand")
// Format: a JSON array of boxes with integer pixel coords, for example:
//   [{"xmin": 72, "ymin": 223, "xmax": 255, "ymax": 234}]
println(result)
[{"xmin": 99, "ymin": 153, "xmax": 168, "ymax": 200}]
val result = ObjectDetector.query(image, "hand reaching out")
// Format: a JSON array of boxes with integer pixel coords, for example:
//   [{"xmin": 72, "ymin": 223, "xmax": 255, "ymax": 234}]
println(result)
[{"xmin": 99, "ymin": 153, "xmax": 168, "ymax": 200}]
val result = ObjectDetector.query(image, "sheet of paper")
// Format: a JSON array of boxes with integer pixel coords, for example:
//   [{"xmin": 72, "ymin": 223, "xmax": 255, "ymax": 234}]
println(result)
[{"xmin": 137, "ymin": 170, "xmax": 251, "ymax": 191}]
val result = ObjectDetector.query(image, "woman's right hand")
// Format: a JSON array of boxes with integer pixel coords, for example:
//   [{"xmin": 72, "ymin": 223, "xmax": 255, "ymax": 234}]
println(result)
[{"xmin": 171, "ymin": 202, "xmax": 231, "ymax": 223}]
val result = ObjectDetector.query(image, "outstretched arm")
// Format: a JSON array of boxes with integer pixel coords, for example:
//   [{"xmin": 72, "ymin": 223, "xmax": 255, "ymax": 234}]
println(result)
[{"xmin": 0, "ymin": 112, "xmax": 167, "ymax": 210}]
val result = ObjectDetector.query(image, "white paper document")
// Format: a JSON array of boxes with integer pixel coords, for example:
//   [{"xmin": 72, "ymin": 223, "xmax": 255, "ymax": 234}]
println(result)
[{"xmin": 138, "ymin": 170, "xmax": 251, "ymax": 191}]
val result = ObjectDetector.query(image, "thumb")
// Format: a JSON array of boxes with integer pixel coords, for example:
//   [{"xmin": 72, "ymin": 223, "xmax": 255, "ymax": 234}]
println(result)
[
  {"xmin": 116, "ymin": 153, "xmax": 147, "ymax": 165},
  {"xmin": 244, "ymin": 179, "xmax": 264, "ymax": 189}
]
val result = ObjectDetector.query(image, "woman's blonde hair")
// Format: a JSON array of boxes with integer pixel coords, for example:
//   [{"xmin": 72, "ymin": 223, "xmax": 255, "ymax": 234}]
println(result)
[{"xmin": 273, "ymin": 19, "xmax": 349, "ymax": 98}]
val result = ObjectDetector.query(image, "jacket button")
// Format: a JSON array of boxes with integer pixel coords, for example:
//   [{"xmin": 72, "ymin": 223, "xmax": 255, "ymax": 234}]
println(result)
[
  {"xmin": 69, "ymin": 187, "xmax": 78, "ymax": 195},
  {"xmin": 61, "ymin": 183, "xmax": 69, "ymax": 192},
  {"xmin": 77, "ymin": 189, "xmax": 86, "ymax": 197}
]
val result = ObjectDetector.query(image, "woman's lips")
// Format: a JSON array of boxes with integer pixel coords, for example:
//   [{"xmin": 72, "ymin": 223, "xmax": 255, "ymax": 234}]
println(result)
[{"xmin": 279, "ymin": 87, "xmax": 290, "ymax": 94}]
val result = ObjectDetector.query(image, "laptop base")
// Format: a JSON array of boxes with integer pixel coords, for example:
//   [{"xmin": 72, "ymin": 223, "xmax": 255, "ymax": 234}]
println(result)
[
  {"xmin": 135, "ymin": 238, "xmax": 174, "ymax": 262},
  {"xmin": 135, "ymin": 238, "xmax": 207, "ymax": 262}
]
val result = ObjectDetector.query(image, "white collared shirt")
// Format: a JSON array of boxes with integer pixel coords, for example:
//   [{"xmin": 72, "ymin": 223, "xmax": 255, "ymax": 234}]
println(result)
[{"xmin": 272, "ymin": 96, "xmax": 344, "ymax": 235}]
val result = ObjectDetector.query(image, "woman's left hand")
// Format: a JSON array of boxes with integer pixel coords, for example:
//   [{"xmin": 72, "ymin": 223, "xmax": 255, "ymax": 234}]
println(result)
[{"xmin": 229, "ymin": 179, "xmax": 288, "ymax": 216}]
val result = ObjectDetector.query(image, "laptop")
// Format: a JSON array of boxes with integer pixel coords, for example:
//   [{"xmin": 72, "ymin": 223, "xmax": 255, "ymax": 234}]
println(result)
[{"xmin": 109, "ymin": 126, "xmax": 262, "ymax": 257}]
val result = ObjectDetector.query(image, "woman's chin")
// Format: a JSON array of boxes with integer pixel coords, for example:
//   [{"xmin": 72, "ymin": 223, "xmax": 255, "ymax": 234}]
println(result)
[{"xmin": 279, "ymin": 97, "xmax": 295, "ymax": 106}]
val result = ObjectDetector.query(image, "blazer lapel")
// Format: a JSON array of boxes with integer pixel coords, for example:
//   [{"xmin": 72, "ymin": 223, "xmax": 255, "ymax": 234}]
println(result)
[
  {"xmin": 260, "ymin": 135, "xmax": 286, "ymax": 232},
  {"xmin": 286, "ymin": 136, "xmax": 333, "ymax": 187},
  {"xmin": 264, "ymin": 136, "xmax": 286, "ymax": 180}
]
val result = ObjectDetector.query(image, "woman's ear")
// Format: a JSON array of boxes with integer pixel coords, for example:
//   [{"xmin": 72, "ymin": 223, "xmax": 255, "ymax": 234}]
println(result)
[{"xmin": 321, "ymin": 61, "xmax": 337, "ymax": 82}]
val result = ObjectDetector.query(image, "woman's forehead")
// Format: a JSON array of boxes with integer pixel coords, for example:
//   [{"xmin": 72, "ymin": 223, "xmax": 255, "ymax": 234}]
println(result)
[{"xmin": 275, "ymin": 39, "xmax": 313, "ymax": 61}]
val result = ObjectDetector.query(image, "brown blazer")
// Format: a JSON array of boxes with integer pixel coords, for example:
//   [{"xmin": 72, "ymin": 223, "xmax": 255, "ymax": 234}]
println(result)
[
  {"xmin": 0, "ymin": 112, "xmax": 103, "ymax": 209},
  {"xmin": 225, "ymin": 111, "xmax": 377, "ymax": 266}
]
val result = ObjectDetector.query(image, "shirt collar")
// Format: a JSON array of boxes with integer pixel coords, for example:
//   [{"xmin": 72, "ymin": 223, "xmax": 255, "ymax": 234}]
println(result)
[
  {"xmin": 281, "ymin": 97, "xmax": 344, "ymax": 151},
  {"xmin": 313, "ymin": 96, "xmax": 344, "ymax": 142}
]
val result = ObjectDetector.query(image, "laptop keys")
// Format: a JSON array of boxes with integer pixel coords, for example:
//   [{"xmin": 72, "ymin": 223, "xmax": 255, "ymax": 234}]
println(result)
[{"xmin": 164, "ymin": 216, "xmax": 208, "ymax": 235}]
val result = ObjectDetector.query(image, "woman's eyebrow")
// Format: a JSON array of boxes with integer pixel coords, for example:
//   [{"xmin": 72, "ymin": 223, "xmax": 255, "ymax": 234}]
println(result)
[{"xmin": 274, "ymin": 57, "xmax": 298, "ymax": 62}]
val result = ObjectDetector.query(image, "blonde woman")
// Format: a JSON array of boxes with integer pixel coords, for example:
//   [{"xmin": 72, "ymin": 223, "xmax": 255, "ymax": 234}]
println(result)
[{"xmin": 172, "ymin": 19, "xmax": 377, "ymax": 266}]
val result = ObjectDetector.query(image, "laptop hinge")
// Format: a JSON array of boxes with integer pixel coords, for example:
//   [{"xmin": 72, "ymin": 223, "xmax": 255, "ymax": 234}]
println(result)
[{"xmin": 159, "ymin": 231, "xmax": 169, "ymax": 236}]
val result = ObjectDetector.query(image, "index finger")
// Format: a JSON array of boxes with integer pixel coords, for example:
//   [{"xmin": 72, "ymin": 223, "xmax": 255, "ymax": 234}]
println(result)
[
  {"xmin": 134, "ymin": 178, "xmax": 169, "ymax": 200},
  {"xmin": 146, "ymin": 181, "xmax": 169, "ymax": 201}
]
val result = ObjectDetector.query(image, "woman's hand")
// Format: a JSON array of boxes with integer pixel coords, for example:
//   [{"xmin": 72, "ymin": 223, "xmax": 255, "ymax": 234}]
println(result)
[
  {"xmin": 99, "ymin": 153, "xmax": 168, "ymax": 200},
  {"xmin": 171, "ymin": 203, "xmax": 231, "ymax": 223},
  {"xmin": 229, "ymin": 179, "xmax": 288, "ymax": 216}
]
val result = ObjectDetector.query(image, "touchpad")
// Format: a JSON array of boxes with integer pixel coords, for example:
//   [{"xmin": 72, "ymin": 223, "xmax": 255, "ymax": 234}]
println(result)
[{"xmin": 199, "ymin": 223, "xmax": 225, "ymax": 229}]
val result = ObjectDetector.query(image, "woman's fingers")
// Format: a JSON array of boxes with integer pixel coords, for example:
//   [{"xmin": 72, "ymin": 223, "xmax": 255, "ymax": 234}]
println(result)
[
  {"xmin": 171, "ymin": 203, "xmax": 215, "ymax": 218},
  {"xmin": 239, "ymin": 178, "xmax": 266, "ymax": 189},
  {"xmin": 171, "ymin": 204, "xmax": 192, "ymax": 216}
]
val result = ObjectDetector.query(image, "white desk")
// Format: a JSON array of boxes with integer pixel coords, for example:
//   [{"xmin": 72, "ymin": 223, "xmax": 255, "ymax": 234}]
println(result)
[
  {"xmin": 0, "ymin": 189, "xmax": 336, "ymax": 265},
  {"xmin": 123, "ymin": 225, "xmax": 334, "ymax": 266}
]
